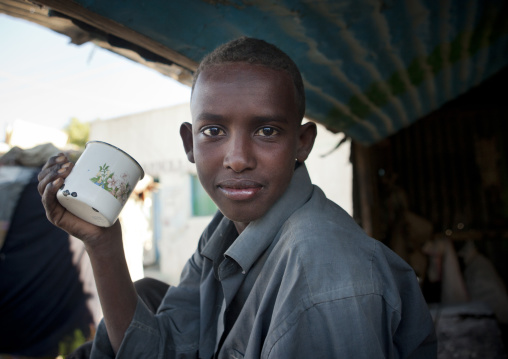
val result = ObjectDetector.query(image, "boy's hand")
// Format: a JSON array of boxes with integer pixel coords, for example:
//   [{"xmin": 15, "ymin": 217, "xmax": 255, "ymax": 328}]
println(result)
[
  {"xmin": 39, "ymin": 153, "xmax": 136, "ymax": 354},
  {"xmin": 37, "ymin": 153, "xmax": 121, "ymax": 248}
]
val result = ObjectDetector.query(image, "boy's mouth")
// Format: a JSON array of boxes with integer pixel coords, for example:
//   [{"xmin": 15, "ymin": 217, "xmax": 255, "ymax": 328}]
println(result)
[{"xmin": 217, "ymin": 179, "xmax": 263, "ymax": 201}]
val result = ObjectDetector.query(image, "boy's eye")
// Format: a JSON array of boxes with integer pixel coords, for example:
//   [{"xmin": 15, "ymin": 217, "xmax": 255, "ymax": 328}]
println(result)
[
  {"xmin": 202, "ymin": 127, "xmax": 225, "ymax": 137},
  {"xmin": 255, "ymin": 127, "xmax": 279, "ymax": 137}
]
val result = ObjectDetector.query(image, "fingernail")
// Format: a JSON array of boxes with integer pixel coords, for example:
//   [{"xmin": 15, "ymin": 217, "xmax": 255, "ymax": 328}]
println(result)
[
  {"xmin": 56, "ymin": 156, "xmax": 66, "ymax": 163},
  {"xmin": 53, "ymin": 178, "xmax": 62, "ymax": 186},
  {"xmin": 57, "ymin": 168, "xmax": 67, "ymax": 174},
  {"xmin": 62, "ymin": 162, "xmax": 71, "ymax": 168}
]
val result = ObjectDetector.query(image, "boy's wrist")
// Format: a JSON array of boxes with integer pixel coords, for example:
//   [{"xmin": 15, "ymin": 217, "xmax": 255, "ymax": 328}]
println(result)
[
  {"xmin": 84, "ymin": 233, "xmax": 124, "ymax": 258},
  {"xmin": 80, "ymin": 220, "xmax": 123, "ymax": 255}
]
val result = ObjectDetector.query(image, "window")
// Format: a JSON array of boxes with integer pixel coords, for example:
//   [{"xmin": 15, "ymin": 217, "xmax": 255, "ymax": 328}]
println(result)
[{"xmin": 191, "ymin": 174, "xmax": 217, "ymax": 216}]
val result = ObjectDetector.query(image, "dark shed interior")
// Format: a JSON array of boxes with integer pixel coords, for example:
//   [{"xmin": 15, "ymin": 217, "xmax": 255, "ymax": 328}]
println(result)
[{"xmin": 352, "ymin": 66, "xmax": 508, "ymax": 355}]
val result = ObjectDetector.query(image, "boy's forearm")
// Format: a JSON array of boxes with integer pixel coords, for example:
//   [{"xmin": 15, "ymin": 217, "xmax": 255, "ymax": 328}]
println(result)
[{"xmin": 86, "ymin": 238, "xmax": 138, "ymax": 354}]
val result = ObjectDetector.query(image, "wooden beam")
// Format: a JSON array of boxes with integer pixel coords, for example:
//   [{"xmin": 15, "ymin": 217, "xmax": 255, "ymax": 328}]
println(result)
[
  {"xmin": 352, "ymin": 142, "xmax": 375, "ymax": 237},
  {"xmin": 31, "ymin": 0, "xmax": 199, "ymax": 71},
  {"xmin": 1, "ymin": 1, "xmax": 93, "ymax": 45}
]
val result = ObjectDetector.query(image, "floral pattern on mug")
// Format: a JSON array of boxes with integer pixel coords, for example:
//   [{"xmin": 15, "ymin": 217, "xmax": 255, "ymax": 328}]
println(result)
[{"xmin": 89, "ymin": 163, "xmax": 132, "ymax": 205}]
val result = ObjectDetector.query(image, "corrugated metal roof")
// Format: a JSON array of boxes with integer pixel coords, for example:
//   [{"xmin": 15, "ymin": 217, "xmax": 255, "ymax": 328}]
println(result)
[{"xmin": 2, "ymin": 0, "xmax": 508, "ymax": 144}]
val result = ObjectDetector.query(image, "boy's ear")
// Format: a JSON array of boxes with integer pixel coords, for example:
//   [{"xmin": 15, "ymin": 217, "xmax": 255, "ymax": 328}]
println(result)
[
  {"xmin": 180, "ymin": 122, "xmax": 195, "ymax": 163},
  {"xmin": 296, "ymin": 122, "xmax": 317, "ymax": 163}
]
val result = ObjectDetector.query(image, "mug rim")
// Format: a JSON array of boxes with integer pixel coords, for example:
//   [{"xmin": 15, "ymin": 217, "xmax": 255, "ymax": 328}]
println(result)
[{"xmin": 86, "ymin": 140, "xmax": 145, "ymax": 180}]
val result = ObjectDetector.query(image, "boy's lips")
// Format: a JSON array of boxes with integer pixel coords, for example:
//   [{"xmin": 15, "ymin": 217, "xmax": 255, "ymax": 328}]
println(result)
[{"xmin": 217, "ymin": 179, "xmax": 263, "ymax": 201}]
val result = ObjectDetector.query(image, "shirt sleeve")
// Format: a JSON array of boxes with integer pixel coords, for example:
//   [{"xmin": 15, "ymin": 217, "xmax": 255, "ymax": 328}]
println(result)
[
  {"xmin": 90, "ymin": 248, "xmax": 205, "ymax": 359},
  {"xmin": 263, "ymin": 294, "xmax": 392, "ymax": 359},
  {"xmin": 262, "ymin": 239, "xmax": 437, "ymax": 359},
  {"xmin": 264, "ymin": 293, "xmax": 436, "ymax": 359}
]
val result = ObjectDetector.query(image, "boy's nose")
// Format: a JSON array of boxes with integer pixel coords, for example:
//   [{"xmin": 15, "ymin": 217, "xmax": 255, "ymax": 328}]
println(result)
[{"xmin": 223, "ymin": 134, "xmax": 255, "ymax": 173}]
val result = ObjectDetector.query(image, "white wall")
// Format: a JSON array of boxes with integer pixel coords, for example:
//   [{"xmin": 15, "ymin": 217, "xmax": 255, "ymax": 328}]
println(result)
[{"xmin": 305, "ymin": 121, "xmax": 352, "ymax": 215}]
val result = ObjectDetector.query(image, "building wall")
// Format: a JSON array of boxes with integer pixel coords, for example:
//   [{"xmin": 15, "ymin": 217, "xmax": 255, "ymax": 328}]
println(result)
[{"xmin": 90, "ymin": 104, "xmax": 352, "ymax": 284}]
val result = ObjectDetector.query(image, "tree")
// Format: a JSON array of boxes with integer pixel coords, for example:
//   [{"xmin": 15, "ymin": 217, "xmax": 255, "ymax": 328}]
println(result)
[{"xmin": 65, "ymin": 118, "xmax": 90, "ymax": 148}]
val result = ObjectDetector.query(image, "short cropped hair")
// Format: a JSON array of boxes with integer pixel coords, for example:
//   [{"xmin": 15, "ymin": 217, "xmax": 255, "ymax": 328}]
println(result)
[{"xmin": 192, "ymin": 37, "xmax": 306, "ymax": 121}]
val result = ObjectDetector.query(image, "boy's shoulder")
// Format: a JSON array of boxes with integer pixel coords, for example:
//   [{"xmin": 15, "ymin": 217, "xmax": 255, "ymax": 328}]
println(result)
[
  {"xmin": 282, "ymin": 185, "xmax": 373, "ymax": 251},
  {"xmin": 275, "ymin": 185, "xmax": 414, "ymax": 292}
]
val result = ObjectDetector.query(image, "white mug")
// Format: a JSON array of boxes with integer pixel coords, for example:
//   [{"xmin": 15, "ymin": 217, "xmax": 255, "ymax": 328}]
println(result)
[{"xmin": 57, "ymin": 141, "xmax": 144, "ymax": 227}]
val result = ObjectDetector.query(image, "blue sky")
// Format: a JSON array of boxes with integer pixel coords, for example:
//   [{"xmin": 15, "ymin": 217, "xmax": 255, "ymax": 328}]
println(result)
[{"xmin": 0, "ymin": 14, "xmax": 191, "ymax": 142}]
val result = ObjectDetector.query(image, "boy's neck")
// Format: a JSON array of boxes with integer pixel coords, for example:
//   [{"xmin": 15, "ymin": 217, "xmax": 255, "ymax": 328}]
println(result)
[{"xmin": 234, "ymin": 221, "xmax": 249, "ymax": 235}]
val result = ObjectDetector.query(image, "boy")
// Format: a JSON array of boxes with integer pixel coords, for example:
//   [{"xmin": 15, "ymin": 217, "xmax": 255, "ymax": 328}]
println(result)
[{"xmin": 38, "ymin": 37, "xmax": 436, "ymax": 358}]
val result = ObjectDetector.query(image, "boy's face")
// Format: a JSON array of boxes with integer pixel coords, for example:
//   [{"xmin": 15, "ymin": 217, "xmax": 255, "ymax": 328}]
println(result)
[{"xmin": 182, "ymin": 62, "xmax": 315, "ymax": 232}]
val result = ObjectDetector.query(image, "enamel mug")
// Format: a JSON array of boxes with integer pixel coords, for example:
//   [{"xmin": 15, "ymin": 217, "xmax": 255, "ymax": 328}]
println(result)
[{"xmin": 57, "ymin": 141, "xmax": 144, "ymax": 227}]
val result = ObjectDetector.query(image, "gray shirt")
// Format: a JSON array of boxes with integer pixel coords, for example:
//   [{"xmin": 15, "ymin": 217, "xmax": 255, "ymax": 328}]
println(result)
[{"xmin": 92, "ymin": 164, "xmax": 436, "ymax": 358}]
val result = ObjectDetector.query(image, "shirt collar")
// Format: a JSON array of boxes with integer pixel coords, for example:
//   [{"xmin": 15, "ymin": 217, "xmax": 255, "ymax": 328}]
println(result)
[
  {"xmin": 200, "ymin": 213, "xmax": 238, "ymax": 278},
  {"xmin": 224, "ymin": 163, "xmax": 314, "ymax": 274}
]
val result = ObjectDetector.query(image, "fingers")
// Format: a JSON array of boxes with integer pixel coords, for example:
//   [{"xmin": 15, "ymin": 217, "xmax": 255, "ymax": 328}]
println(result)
[
  {"xmin": 37, "ymin": 153, "xmax": 75, "ymax": 228},
  {"xmin": 40, "ymin": 176, "xmax": 67, "ymax": 226},
  {"xmin": 40, "ymin": 152, "xmax": 66, "ymax": 173},
  {"xmin": 37, "ymin": 154, "xmax": 74, "ymax": 196}
]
